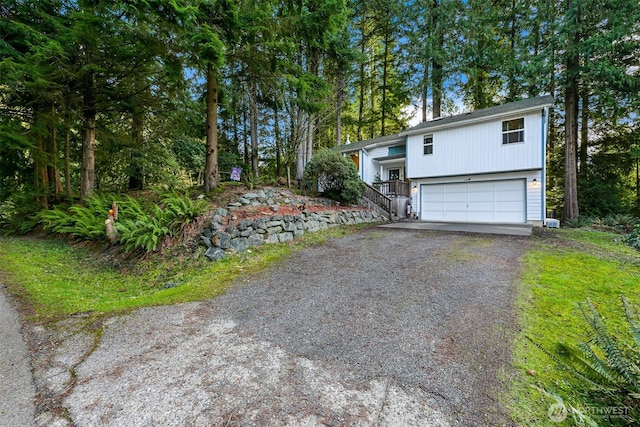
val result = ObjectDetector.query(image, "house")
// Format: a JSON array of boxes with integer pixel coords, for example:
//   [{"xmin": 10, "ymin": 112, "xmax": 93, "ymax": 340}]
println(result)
[{"xmin": 341, "ymin": 95, "xmax": 554, "ymax": 225}]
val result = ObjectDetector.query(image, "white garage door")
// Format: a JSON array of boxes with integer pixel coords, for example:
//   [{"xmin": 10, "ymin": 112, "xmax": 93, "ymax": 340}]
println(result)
[{"xmin": 421, "ymin": 180, "xmax": 525, "ymax": 223}]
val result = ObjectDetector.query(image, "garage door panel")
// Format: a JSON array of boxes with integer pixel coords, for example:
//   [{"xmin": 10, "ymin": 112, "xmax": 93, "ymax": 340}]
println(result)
[
  {"xmin": 469, "ymin": 202, "xmax": 494, "ymax": 212},
  {"xmin": 421, "ymin": 179, "xmax": 525, "ymax": 223},
  {"xmin": 445, "ymin": 202, "xmax": 468, "ymax": 211},
  {"xmin": 495, "ymin": 212, "xmax": 521, "ymax": 222},
  {"xmin": 447, "ymin": 183, "xmax": 468, "ymax": 193},
  {"xmin": 472, "ymin": 182, "xmax": 495, "ymax": 192},
  {"xmin": 469, "ymin": 212, "xmax": 495, "ymax": 222},
  {"xmin": 495, "ymin": 190, "xmax": 523, "ymax": 202},
  {"xmin": 468, "ymin": 191, "xmax": 494, "ymax": 202},
  {"xmin": 447, "ymin": 212, "xmax": 468, "ymax": 222},
  {"xmin": 495, "ymin": 201, "xmax": 523, "ymax": 211},
  {"xmin": 445, "ymin": 192, "xmax": 467, "ymax": 202}
]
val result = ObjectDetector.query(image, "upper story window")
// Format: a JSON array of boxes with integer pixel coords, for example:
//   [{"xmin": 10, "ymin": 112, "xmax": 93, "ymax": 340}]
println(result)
[
  {"xmin": 502, "ymin": 118, "xmax": 524, "ymax": 144},
  {"xmin": 388, "ymin": 145, "xmax": 406, "ymax": 156},
  {"xmin": 423, "ymin": 135, "xmax": 433, "ymax": 155}
]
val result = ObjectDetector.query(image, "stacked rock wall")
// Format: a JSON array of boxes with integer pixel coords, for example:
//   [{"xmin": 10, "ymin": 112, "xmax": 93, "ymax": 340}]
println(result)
[{"xmin": 202, "ymin": 207, "xmax": 385, "ymax": 261}]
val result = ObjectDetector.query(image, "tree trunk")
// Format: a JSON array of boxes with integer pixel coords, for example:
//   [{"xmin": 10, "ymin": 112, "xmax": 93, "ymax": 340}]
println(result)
[
  {"xmin": 296, "ymin": 130, "xmax": 305, "ymax": 181},
  {"xmin": 357, "ymin": 33, "xmax": 366, "ymax": 141},
  {"xmin": 431, "ymin": 0, "xmax": 442, "ymax": 118},
  {"xmin": 336, "ymin": 74, "xmax": 343, "ymax": 146},
  {"xmin": 47, "ymin": 109, "xmax": 63, "ymax": 203},
  {"xmin": 579, "ymin": 89, "xmax": 588, "ymax": 176},
  {"xmin": 506, "ymin": 0, "xmax": 518, "ymax": 101},
  {"xmin": 422, "ymin": 64, "xmax": 428, "ymax": 122},
  {"xmin": 563, "ymin": 0, "xmax": 580, "ymax": 221},
  {"xmin": 64, "ymin": 110, "xmax": 72, "ymax": 199},
  {"xmin": 34, "ymin": 107, "xmax": 49, "ymax": 209},
  {"xmin": 381, "ymin": 32, "xmax": 389, "ymax": 135},
  {"xmin": 81, "ymin": 72, "xmax": 96, "ymax": 198},
  {"xmin": 274, "ymin": 99, "xmax": 282, "ymax": 177},
  {"xmin": 128, "ymin": 105, "xmax": 145, "ymax": 190},
  {"xmin": 203, "ymin": 64, "xmax": 219, "ymax": 192},
  {"xmin": 249, "ymin": 80, "xmax": 259, "ymax": 180},
  {"xmin": 243, "ymin": 108, "xmax": 249, "ymax": 165}
]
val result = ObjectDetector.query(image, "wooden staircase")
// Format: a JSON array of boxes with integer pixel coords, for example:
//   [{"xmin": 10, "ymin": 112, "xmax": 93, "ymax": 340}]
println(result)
[{"xmin": 362, "ymin": 183, "xmax": 393, "ymax": 219}]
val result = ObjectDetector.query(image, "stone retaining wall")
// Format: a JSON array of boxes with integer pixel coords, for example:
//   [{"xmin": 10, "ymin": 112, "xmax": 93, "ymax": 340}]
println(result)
[{"xmin": 201, "ymin": 207, "xmax": 385, "ymax": 261}]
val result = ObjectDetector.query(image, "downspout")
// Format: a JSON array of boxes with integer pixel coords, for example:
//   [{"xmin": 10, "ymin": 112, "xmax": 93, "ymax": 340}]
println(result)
[{"xmin": 541, "ymin": 107, "xmax": 549, "ymax": 222}]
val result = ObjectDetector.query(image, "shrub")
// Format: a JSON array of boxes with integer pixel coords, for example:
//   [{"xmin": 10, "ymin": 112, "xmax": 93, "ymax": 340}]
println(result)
[
  {"xmin": 624, "ymin": 225, "xmax": 640, "ymax": 251},
  {"xmin": 303, "ymin": 148, "xmax": 365, "ymax": 203},
  {"xmin": 529, "ymin": 296, "xmax": 640, "ymax": 426}
]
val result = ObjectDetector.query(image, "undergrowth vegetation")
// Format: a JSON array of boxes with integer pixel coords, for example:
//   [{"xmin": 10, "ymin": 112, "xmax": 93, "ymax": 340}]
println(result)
[
  {"xmin": 36, "ymin": 191, "xmax": 207, "ymax": 252},
  {"xmin": 563, "ymin": 214, "xmax": 640, "ymax": 252}
]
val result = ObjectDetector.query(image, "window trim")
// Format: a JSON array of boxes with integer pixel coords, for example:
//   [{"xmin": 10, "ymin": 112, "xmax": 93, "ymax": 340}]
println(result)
[
  {"xmin": 502, "ymin": 118, "xmax": 525, "ymax": 145},
  {"xmin": 423, "ymin": 135, "xmax": 433, "ymax": 155}
]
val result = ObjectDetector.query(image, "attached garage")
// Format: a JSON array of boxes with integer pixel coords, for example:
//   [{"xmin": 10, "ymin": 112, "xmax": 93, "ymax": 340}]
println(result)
[{"xmin": 420, "ymin": 179, "xmax": 526, "ymax": 223}]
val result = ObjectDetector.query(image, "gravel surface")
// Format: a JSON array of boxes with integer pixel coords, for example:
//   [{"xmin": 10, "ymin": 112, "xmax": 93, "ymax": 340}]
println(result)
[{"xmin": 33, "ymin": 228, "xmax": 530, "ymax": 426}]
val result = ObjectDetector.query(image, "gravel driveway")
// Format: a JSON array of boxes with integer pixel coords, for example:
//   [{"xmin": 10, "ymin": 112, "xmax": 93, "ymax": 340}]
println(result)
[{"xmin": 32, "ymin": 228, "xmax": 530, "ymax": 426}]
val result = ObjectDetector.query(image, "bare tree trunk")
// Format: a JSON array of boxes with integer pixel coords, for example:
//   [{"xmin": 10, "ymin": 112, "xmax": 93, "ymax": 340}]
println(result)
[
  {"xmin": 306, "ymin": 113, "xmax": 313, "ymax": 166},
  {"xmin": 381, "ymin": 32, "xmax": 389, "ymax": 135},
  {"xmin": 128, "ymin": 105, "xmax": 145, "ymax": 190},
  {"xmin": 243, "ymin": 108, "xmax": 249, "ymax": 165},
  {"xmin": 422, "ymin": 65, "xmax": 429, "ymax": 122},
  {"xmin": 357, "ymin": 33, "xmax": 366, "ymax": 141},
  {"xmin": 81, "ymin": 72, "xmax": 96, "ymax": 198},
  {"xmin": 506, "ymin": 0, "xmax": 518, "ymax": 101},
  {"xmin": 336, "ymin": 75, "xmax": 343, "ymax": 146},
  {"xmin": 47, "ymin": 108, "xmax": 62, "ymax": 203},
  {"xmin": 296, "ymin": 137, "xmax": 305, "ymax": 181},
  {"xmin": 34, "ymin": 107, "xmax": 49, "ymax": 209},
  {"xmin": 563, "ymin": 0, "xmax": 580, "ymax": 221},
  {"xmin": 274, "ymin": 99, "xmax": 282, "ymax": 177},
  {"xmin": 431, "ymin": 0, "xmax": 443, "ymax": 118},
  {"xmin": 203, "ymin": 64, "xmax": 219, "ymax": 192},
  {"xmin": 64, "ymin": 110, "xmax": 72, "ymax": 199},
  {"xmin": 249, "ymin": 80, "xmax": 259, "ymax": 180},
  {"xmin": 579, "ymin": 89, "xmax": 589, "ymax": 176}
]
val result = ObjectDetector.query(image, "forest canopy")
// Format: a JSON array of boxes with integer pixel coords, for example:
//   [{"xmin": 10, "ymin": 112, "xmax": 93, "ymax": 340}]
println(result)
[{"xmin": 1, "ymin": 0, "xmax": 639, "ymax": 221}]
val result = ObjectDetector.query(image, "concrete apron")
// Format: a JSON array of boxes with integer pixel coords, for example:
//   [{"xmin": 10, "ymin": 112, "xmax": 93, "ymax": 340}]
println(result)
[{"xmin": 379, "ymin": 221, "xmax": 534, "ymax": 236}]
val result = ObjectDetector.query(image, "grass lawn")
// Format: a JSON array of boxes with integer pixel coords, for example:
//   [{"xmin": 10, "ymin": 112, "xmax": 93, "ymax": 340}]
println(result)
[
  {"xmin": 0, "ymin": 226, "xmax": 363, "ymax": 322},
  {"xmin": 509, "ymin": 228, "xmax": 640, "ymax": 426}
]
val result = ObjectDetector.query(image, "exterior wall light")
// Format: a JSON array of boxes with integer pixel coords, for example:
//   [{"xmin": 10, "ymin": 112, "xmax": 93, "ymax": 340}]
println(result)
[{"xmin": 532, "ymin": 178, "xmax": 538, "ymax": 185}]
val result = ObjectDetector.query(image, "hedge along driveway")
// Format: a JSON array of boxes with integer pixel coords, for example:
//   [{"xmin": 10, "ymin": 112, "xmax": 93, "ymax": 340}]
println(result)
[{"xmin": 52, "ymin": 228, "xmax": 530, "ymax": 426}]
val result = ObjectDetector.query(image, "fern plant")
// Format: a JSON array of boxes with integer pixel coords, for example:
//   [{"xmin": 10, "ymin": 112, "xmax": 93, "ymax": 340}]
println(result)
[
  {"xmin": 38, "ymin": 203, "xmax": 105, "ymax": 240},
  {"xmin": 115, "ymin": 215, "xmax": 170, "ymax": 252},
  {"xmin": 529, "ymin": 296, "xmax": 640, "ymax": 426}
]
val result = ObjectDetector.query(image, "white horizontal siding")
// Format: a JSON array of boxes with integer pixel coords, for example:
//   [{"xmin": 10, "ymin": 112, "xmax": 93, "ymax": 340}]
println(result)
[
  {"xmin": 362, "ymin": 145, "xmax": 398, "ymax": 184},
  {"xmin": 406, "ymin": 110, "xmax": 544, "ymax": 179}
]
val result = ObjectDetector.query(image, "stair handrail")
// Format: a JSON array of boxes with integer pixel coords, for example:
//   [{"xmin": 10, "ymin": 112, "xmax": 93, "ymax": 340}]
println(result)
[{"xmin": 363, "ymin": 182, "xmax": 393, "ymax": 217}]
